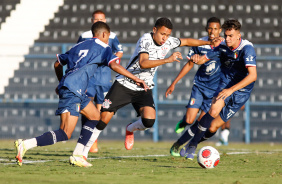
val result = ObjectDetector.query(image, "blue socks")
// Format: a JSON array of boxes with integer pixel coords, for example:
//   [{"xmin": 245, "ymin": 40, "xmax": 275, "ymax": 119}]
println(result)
[
  {"xmin": 177, "ymin": 120, "xmax": 199, "ymax": 145},
  {"xmin": 189, "ymin": 113, "xmax": 214, "ymax": 147},
  {"xmin": 77, "ymin": 119, "xmax": 99, "ymax": 145},
  {"xmin": 36, "ymin": 128, "xmax": 68, "ymax": 146}
]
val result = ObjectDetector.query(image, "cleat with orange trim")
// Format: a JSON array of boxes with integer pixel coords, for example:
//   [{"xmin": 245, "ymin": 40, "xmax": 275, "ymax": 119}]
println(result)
[
  {"xmin": 15, "ymin": 139, "xmax": 27, "ymax": 166},
  {"xmin": 69, "ymin": 155, "xmax": 93, "ymax": 167},
  {"xmin": 125, "ymin": 123, "xmax": 134, "ymax": 150}
]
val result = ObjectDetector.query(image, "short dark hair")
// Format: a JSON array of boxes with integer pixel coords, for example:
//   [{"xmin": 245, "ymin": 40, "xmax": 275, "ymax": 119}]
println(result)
[
  {"xmin": 154, "ymin": 17, "xmax": 173, "ymax": 29},
  {"xmin": 91, "ymin": 21, "xmax": 110, "ymax": 37},
  {"xmin": 206, "ymin": 17, "xmax": 221, "ymax": 27},
  {"xmin": 92, "ymin": 10, "xmax": 105, "ymax": 17},
  {"xmin": 222, "ymin": 19, "xmax": 241, "ymax": 31}
]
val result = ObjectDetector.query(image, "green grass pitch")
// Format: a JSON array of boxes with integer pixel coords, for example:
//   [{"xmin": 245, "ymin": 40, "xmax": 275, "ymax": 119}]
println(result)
[{"xmin": 0, "ymin": 140, "xmax": 281, "ymax": 184}]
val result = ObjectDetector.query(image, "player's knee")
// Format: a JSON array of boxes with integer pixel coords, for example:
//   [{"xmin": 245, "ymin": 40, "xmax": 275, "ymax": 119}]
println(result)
[
  {"xmin": 185, "ymin": 116, "xmax": 194, "ymax": 125},
  {"xmin": 142, "ymin": 118, "xmax": 155, "ymax": 128},
  {"xmin": 209, "ymin": 109, "xmax": 219, "ymax": 117}
]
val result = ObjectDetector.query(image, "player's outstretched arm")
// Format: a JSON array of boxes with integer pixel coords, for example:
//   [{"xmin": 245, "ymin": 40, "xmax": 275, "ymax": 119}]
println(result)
[
  {"xmin": 180, "ymin": 37, "xmax": 224, "ymax": 47},
  {"xmin": 139, "ymin": 52, "xmax": 183, "ymax": 69},
  {"xmin": 109, "ymin": 61, "xmax": 149, "ymax": 91},
  {"xmin": 165, "ymin": 60, "xmax": 194, "ymax": 97}
]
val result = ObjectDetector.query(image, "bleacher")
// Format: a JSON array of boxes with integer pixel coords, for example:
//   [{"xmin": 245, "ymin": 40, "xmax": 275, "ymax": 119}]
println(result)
[
  {"xmin": 0, "ymin": 0, "xmax": 20, "ymax": 29},
  {"xmin": 0, "ymin": 0, "xmax": 282, "ymax": 142}
]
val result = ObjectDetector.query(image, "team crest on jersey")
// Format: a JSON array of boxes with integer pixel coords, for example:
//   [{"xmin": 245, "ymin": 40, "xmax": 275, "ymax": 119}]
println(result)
[
  {"xmin": 161, "ymin": 47, "xmax": 169, "ymax": 56},
  {"xmin": 234, "ymin": 51, "xmax": 238, "ymax": 59},
  {"xmin": 190, "ymin": 98, "xmax": 196, "ymax": 105},
  {"xmin": 76, "ymin": 103, "xmax": 80, "ymax": 112},
  {"xmin": 102, "ymin": 99, "xmax": 112, "ymax": 109}
]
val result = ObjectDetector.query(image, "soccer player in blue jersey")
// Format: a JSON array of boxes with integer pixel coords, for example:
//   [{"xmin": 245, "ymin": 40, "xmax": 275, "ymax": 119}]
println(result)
[
  {"xmin": 166, "ymin": 17, "xmax": 223, "ymax": 156},
  {"xmin": 14, "ymin": 22, "xmax": 148, "ymax": 167},
  {"xmin": 78, "ymin": 10, "xmax": 123, "ymax": 153},
  {"xmin": 182, "ymin": 19, "xmax": 257, "ymax": 160},
  {"xmin": 78, "ymin": 17, "xmax": 222, "ymax": 155}
]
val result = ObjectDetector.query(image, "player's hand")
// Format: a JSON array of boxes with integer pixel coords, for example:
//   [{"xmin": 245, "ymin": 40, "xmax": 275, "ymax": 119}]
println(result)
[
  {"xmin": 210, "ymin": 37, "xmax": 224, "ymax": 47},
  {"xmin": 134, "ymin": 78, "xmax": 149, "ymax": 91},
  {"xmin": 216, "ymin": 88, "xmax": 234, "ymax": 101},
  {"xmin": 167, "ymin": 52, "xmax": 183, "ymax": 63},
  {"xmin": 165, "ymin": 84, "xmax": 175, "ymax": 97},
  {"xmin": 190, "ymin": 54, "xmax": 200, "ymax": 64}
]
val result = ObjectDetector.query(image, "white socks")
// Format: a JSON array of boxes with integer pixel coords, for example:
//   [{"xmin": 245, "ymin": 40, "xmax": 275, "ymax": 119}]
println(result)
[
  {"xmin": 127, "ymin": 118, "xmax": 147, "ymax": 132},
  {"xmin": 221, "ymin": 129, "xmax": 230, "ymax": 143},
  {"xmin": 82, "ymin": 128, "xmax": 102, "ymax": 158},
  {"xmin": 23, "ymin": 138, "xmax": 37, "ymax": 150}
]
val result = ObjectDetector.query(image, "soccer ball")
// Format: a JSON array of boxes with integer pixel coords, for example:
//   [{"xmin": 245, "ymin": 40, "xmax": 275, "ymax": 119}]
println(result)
[{"xmin": 197, "ymin": 146, "xmax": 220, "ymax": 169}]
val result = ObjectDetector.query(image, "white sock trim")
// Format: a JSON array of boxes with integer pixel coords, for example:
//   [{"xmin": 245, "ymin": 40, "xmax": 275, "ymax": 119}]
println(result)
[{"xmin": 82, "ymin": 128, "xmax": 102, "ymax": 158}]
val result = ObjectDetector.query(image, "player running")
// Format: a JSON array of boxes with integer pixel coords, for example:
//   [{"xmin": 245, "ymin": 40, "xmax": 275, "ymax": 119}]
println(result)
[
  {"xmin": 77, "ymin": 10, "xmax": 123, "ymax": 154},
  {"xmin": 182, "ymin": 19, "xmax": 257, "ymax": 160},
  {"xmin": 76, "ymin": 17, "xmax": 222, "ymax": 156},
  {"xmin": 166, "ymin": 17, "xmax": 223, "ymax": 156},
  {"xmin": 14, "ymin": 22, "xmax": 148, "ymax": 167}
]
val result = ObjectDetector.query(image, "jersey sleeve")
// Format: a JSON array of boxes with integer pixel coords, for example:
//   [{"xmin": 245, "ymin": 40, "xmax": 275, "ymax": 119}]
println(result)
[
  {"xmin": 56, "ymin": 52, "xmax": 69, "ymax": 66},
  {"xmin": 138, "ymin": 38, "xmax": 151, "ymax": 54},
  {"xmin": 111, "ymin": 36, "xmax": 123, "ymax": 54},
  {"xmin": 169, "ymin": 37, "xmax": 181, "ymax": 49},
  {"xmin": 186, "ymin": 47, "xmax": 200, "ymax": 60},
  {"xmin": 102, "ymin": 47, "xmax": 121, "ymax": 66},
  {"xmin": 243, "ymin": 45, "xmax": 256, "ymax": 67}
]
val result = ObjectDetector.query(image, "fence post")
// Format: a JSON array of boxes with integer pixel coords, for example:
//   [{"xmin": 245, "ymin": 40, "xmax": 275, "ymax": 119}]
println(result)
[
  {"xmin": 153, "ymin": 71, "xmax": 159, "ymax": 142},
  {"xmin": 245, "ymin": 100, "xmax": 251, "ymax": 144}
]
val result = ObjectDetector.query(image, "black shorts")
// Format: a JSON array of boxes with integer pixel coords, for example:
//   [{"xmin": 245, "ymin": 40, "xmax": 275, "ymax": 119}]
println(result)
[{"xmin": 101, "ymin": 81, "xmax": 155, "ymax": 116}]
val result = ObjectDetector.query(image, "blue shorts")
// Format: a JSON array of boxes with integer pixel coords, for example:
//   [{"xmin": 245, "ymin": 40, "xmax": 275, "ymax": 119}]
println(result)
[
  {"xmin": 186, "ymin": 85, "xmax": 216, "ymax": 113},
  {"xmin": 86, "ymin": 80, "xmax": 111, "ymax": 104},
  {"xmin": 55, "ymin": 87, "xmax": 91, "ymax": 117},
  {"xmin": 219, "ymin": 90, "xmax": 250, "ymax": 122}
]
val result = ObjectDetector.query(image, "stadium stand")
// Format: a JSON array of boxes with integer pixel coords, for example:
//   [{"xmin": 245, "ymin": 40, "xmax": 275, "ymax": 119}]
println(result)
[
  {"xmin": 0, "ymin": 0, "xmax": 282, "ymax": 142},
  {"xmin": 0, "ymin": 0, "xmax": 20, "ymax": 29}
]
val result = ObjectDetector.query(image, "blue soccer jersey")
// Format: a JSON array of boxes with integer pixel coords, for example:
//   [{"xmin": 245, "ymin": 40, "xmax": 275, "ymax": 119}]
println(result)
[
  {"xmin": 206, "ymin": 39, "xmax": 256, "ymax": 93},
  {"xmin": 187, "ymin": 36, "xmax": 222, "ymax": 91},
  {"xmin": 56, "ymin": 38, "xmax": 120, "ymax": 98},
  {"xmin": 77, "ymin": 31, "xmax": 123, "ymax": 87}
]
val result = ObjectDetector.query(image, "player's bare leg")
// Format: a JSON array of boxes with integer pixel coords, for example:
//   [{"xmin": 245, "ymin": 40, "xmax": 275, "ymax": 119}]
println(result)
[{"xmin": 175, "ymin": 108, "xmax": 199, "ymax": 134}]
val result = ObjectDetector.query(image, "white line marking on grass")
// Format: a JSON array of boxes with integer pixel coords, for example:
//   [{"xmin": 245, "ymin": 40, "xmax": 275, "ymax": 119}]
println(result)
[
  {"xmin": 88, "ymin": 154, "xmax": 168, "ymax": 160},
  {"xmin": 0, "ymin": 151, "xmax": 277, "ymax": 165}
]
